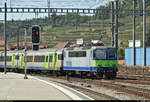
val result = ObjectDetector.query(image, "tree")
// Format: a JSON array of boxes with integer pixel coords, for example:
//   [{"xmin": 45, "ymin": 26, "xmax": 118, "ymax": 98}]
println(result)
[{"xmin": 118, "ymin": 47, "xmax": 125, "ymax": 60}]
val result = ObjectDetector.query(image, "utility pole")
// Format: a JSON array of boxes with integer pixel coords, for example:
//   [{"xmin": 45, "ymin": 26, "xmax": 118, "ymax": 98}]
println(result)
[
  {"xmin": 88, "ymin": 21, "xmax": 91, "ymax": 43},
  {"xmin": 115, "ymin": 0, "xmax": 119, "ymax": 56},
  {"xmin": 16, "ymin": 27, "xmax": 19, "ymax": 69},
  {"xmin": 75, "ymin": 10, "xmax": 79, "ymax": 32},
  {"xmin": 133, "ymin": 0, "xmax": 136, "ymax": 66},
  {"xmin": 102, "ymin": 9, "xmax": 104, "ymax": 35},
  {"xmin": 47, "ymin": 0, "xmax": 50, "ymax": 19},
  {"xmin": 35, "ymin": 10, "xmax": 38, "ymax": 25},
  {"xmin": 112, "ymin": 1, "xmax": 115, "ymax": 47},
  {"xmin": 137, "ymin": 0, "xmax": 140, "ymax": 24},
  {"xmin": 4, "ymin": 2, "xmax": 7, "ymax": 74},
  {"xmin": 143, "ymin": 0, "xmax": 146, "ymax": 66},
  {"xmin": 10, "ymin": 0, "xmax": 11, "ymax": 8},
  {"xmin": 24, "ymin": 26, "xmax": 28, "ymax": 79}
]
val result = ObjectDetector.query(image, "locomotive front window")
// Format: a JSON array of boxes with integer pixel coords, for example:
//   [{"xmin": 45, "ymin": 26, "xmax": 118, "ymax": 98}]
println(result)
[
  {"xmin": 93, "ymin": 49, "xmax": 106, "ymax": 59},
  {"xmin": 108, "ymin": 49, "xmax": 116, "ymax": 59}
]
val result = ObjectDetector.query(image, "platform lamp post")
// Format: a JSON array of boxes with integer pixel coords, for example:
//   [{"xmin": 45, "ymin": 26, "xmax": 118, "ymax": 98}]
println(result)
[
  {"xmin": 24, "ymin": 25, "xmax": 29, "ymax": 79},
  {"xmin": 4, "ymin": 2, "xmax": 7, "ymax": 74}
]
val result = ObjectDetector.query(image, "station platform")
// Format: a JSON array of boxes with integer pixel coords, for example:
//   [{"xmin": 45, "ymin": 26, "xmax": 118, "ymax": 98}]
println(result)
[{"xmin": 0, "ymin": 72, "xmax": 93, "ymax": 100}]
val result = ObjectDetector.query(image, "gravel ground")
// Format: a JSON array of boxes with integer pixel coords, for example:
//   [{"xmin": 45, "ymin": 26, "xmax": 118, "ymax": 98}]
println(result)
[{"xmin": 33, "ymin": 75, "xmax": 149, "ymax": 100}]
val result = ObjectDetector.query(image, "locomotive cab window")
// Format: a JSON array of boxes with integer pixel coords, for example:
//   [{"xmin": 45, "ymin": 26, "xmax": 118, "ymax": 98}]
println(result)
[
  {"xmin": 93, "ymin": 49, "xmax": 106, "ymax": 59},
  {"xmin": 108, "ymin": 49, "xmax": 116, "ymax": 59}
]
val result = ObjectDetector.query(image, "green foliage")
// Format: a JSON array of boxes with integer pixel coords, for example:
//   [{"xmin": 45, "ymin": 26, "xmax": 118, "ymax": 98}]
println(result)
[
  {"xmin": 118, "ymin": 47, "xmax": 125, "ymax": 60},
  {"xmin": 1, "ymin": 0, "xmax": 150, "ymax": 49}
]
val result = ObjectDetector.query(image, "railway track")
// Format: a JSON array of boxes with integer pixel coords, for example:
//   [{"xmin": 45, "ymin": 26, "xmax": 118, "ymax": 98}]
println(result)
[
  {"xmin": 31, "ymin": 73, "xmax": 150, "ymax": 100},
  {"xmin": 117, "ymin": 74, "xmax": 150, "ymax": 81},
  {"xmin": 69, "ymin": 78, "xmax": 150, "ymax": 99},
  {"xmin": 33, "ymin": 74, "xmax": 118, "ymax": 100}
]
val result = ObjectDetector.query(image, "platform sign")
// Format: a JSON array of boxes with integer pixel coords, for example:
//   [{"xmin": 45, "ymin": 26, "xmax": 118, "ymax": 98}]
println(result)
[
  {"xmin": 76, "ymin": 38, "xmax": 83, "ymax": 45},
  {"xmin": 129, "ymin": 40, "xmax": 141, "ymax": 48}
]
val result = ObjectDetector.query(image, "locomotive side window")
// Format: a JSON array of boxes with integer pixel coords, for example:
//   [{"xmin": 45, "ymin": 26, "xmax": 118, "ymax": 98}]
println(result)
[
  {"xmin": 69, "ymin": 51, "xmax": 86, "ymax": 57},
  {"xmin": 108, "ymin": 49, "xmax": 116, "ymax": 59},
  {"xmin": 93, "ymin": 49, "xmax": 106, "ymax": 59},
  {"xmin": 34, "ymin": 56, "xmax": 45, "ymax": 62},
  {"xmin": 69, "ymin": 52, "xmax": 76, "ymax": 57}
]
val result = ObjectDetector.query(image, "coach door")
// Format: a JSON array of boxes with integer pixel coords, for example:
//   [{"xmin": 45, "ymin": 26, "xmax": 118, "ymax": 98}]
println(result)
[
  {"xmin": 20, "ymin": 54, "xmax": 24, "ymax": 69},
  {"xmin": 53, "ymin": 51, "xmax": 58, "ymax": 70},
  {"xmin": 11, "ymin": 54, "xmax": 15, "ymax": 68},
  {"xmin": 44, "ymin": 54, "xmax": 50, "ymax": 69}
]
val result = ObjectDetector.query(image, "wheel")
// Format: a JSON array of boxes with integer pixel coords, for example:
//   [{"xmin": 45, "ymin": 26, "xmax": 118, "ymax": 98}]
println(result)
[
  {"xmin": 104, "ymin": 71, "xmax": 111, "ymax": 80},
  {"xmin": 111, "ymin": 71, "xmax": 117, "ymax": 80},
  {"xmin": 104, "ymin": 71, "xmax": 116, "ymax": 80},
  {"xmin": 96, "ymin": 71, "xmax": 103, "ymax": 79}
]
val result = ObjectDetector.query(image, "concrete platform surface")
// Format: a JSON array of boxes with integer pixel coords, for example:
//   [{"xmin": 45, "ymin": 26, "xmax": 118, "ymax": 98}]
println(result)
[{"xmin": 0, "ymin": 72, "xmax": 93, "ymax": 100}]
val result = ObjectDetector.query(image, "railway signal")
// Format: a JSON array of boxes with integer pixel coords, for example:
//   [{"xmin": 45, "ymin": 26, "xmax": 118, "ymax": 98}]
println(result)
[
  {"xmin": 32, "ymin": 25, "xmax": 41, "ymax": 44},
  {"xmin": 32, "ymin": 25, "xmax": 41, "ymax": 50}
]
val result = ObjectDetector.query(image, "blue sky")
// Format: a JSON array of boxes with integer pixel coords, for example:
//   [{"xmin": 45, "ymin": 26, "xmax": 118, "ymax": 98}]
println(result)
[{"xmin": 0, "ymin": 0, "xmax": 114, "ymax": 20}]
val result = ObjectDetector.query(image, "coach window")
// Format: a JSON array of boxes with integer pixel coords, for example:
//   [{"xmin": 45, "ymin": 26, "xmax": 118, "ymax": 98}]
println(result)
[
  {"xmin": 26, "ymin": 56, "xmax": 33, "ymax": 62},
  {"xmin": 0, "ymin": 56, "xmax": 4, "ymax": 61},
  {"xmin": 15, "ymin": 55, "xmax": 19, "ymax": 60},
  {"xmin": 58, "ymin": 54, "xmax": 63, "ymax": 60},
  {"xmin": 34, "ymin": 56, "xmax": 45, "ymax": 62},
  {"xmin": 49, "ymin": 55, "xmax": 53, "ymax": 62},
  {"xmin": 45, "ymin": 56, "xmax": 48, "ymax": 62},
  {"xmin": 6, "ymin": 56, "xmax": 12, "ymax": 61}
]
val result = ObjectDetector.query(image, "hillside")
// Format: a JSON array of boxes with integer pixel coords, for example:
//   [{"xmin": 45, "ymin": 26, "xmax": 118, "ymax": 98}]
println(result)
[{"xmin": 0, "ymin": 0, "xmax": 150, "ymax": 49}]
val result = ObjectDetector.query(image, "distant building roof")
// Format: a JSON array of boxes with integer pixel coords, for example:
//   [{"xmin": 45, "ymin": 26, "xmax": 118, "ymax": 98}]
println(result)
[
  {"xmin": 54, "ymin": 41, "xmax": 71, "ymax": 49},
  {"xmin": 0, "ymin": 40, "xmax": 4, "ymax": 46},
  {"xmin": 0, "ymin": 35, "xmax": 3, "ymax": 40},
  {"xmin": 0, "ymin": 40, "xmax": 9, "ymax": 51},
  {"xmin": 9, "ymin": 42, "xmax": 48, "ymax": 50}
]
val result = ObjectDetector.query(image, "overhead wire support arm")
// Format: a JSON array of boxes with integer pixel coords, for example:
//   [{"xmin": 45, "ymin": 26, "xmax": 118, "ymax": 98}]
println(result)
[{"xmin": 0, "ymin": 7, "xmax": 150, "ymax": 15}]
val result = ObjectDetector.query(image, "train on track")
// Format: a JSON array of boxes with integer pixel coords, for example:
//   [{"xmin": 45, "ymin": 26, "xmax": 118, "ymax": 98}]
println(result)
[{"xmin": 0, "ymin": 46, "xmax": 118, "ymax": 79}]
